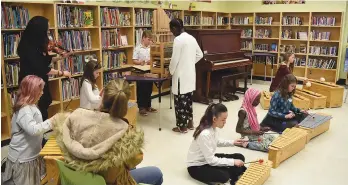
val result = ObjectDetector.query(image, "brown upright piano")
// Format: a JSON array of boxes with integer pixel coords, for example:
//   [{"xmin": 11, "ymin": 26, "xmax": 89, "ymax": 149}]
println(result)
[{"xmin": 186, "ymin": 29, "xmax": 252, "ymax": 104}]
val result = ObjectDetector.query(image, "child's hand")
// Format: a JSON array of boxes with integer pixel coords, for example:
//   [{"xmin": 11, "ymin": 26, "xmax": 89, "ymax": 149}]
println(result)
[
  {"xmin": 99, "ymin": 88, "xmax": 104, "ymax": 96},
  {"xmin": 261, "ymin": 127, "xmax": 271, "ymax": 132},
  {"xmin": 285, "ymin": 112, "xmax": 295, "ymax": 119},
  {"xmin": 253, "ymin": 130, "xmax": 265, "ymax": 135},
  {"xmin": 234, "ymin": 138, "xmax": 248, "ymax": 145},
  {"xmin": 301, "ymin": 109, "xmax": 308, "ymax": 114},
  {"xmin": 234, "ymin": 159, "xmax": 245, "ymax": 167}
]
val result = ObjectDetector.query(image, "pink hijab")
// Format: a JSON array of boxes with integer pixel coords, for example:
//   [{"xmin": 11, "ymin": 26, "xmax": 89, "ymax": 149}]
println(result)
[{"xmin": 241, "ymin": 88, "xmax": 261, "ymax": 131}]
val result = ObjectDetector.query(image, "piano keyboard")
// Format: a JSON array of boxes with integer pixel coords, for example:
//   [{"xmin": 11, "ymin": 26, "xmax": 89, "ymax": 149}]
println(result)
[{"xmin": 214, "ymin": 58, "xmax": 249, "ymax": 66}]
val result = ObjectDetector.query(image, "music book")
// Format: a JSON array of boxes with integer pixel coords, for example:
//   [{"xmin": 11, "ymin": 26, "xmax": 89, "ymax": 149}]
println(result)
[{"xmin": 133, "ymin": 65, "xmax": 150, "ymax": 71}]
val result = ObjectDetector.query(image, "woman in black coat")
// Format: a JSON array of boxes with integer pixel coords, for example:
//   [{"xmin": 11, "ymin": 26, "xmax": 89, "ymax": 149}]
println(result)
[{"xmin": 17, "ymin": 16, "xmax": 72, "ymax": 120}]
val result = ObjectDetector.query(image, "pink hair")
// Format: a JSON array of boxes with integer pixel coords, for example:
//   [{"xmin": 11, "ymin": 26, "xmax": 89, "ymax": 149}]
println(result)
[
  {"xmin": 241, "ymin": 88, "xmax": 261, "ymax": 131},
  {"xmin": 13, "ymin": 75, "xmax": 45, "ymax": 112}
]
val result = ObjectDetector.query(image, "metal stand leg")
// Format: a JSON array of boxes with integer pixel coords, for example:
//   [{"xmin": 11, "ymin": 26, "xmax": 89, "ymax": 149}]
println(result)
[
  {"xmin": 170, "ymin": 87, "xmax": 172, "ymax": 109},
  {"xmin": 158, "ymin": 82, "xmax": 162, "ymax": 131},
  {"xmin": 250, "ymin": 68, "xmax": 253, "ymax": 85},
  {"xmin": 344, "ymin": 85, "xmax": 348, "ymax": 103}
]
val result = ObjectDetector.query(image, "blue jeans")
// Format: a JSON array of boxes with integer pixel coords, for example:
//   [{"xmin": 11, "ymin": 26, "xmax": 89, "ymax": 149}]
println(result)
[{"xmin": 130, "ymin": 166, "xmax": 163, "ymax": 185}]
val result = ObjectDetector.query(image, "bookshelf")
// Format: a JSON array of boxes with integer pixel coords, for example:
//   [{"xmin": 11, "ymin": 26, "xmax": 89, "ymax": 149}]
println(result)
[{"xmin": 1, "ymin": 1, "xmax": 345, "ymax": 141}]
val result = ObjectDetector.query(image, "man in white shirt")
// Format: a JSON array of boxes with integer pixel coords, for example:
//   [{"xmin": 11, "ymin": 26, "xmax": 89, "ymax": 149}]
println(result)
[
  {"xmin": 133, "ymin": 30, "xmax": 157, "ymax": 116},
  {"xmin": 169, "ymin": 18, "xmax": 203, "ymax": 133}
]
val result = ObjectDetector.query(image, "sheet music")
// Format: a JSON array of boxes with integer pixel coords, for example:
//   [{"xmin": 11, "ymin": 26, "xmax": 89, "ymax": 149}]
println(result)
[{"xmin": 133, "ymin": 65, "xmax": 150, "ymax": 71}]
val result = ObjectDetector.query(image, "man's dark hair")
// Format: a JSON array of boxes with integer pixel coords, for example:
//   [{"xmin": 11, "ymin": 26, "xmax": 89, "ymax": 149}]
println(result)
[{"xmin": 169, "ymin": 18, "xmax": 184, "ymax": 29}]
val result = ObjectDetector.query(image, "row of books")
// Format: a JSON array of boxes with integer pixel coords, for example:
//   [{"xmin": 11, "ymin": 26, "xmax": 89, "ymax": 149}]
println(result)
[
  {"xmin": 201, "ymin": 17, "xmax": 214, "ymax": 25},
  {"xmin": 102, "ymin": 51, "xmax": 127, "ymax": 70},
  {"xmin": 61, "ymin": 55, "xmax": 85, "ymax": 75},
  {"xmin": 294, "ymin": 57, "xmax": 306, "ymax": 67},
  {"xmin": 282, "ymin": 16, "xmax": 303, "ymax": 25},
  {"xmin": 308, "ymin": 58, "xmax": 336, "ymax": 69},
  {"xmin": 103, "ymin": 72, "xmax": 121, "ymax": 86},
  {"xmin": 184, "ymin": 15, "xmax": 200, "ymax": 25},
  {"xmin": 5, "ymin": 63, "xmax": 19, "ymax": 87},
  {"xmin": 255, "ymin": 16, "xmax": 273, "ymax": 25},
  {"xmin": 135, "ymin": 28, "xmax": 150, "ymax": 46},
  {"xmin": 242, "ymin": 41, "xmax": 252, "ymax": 50},
  {"xmin": 241, "ymin": 29, "xmax": 252, "ymax": 38},
  {"xmin": 280, "ymin": 44, "xmax": 307, "ymax": 53},
  {"xmin": 2, "ymin": 33, "xmax": 21, "ymax": 58},
  {"xmin": 165, "ymin": 10, "xmax": 181, "ymax": 20},
  {"xmin": 253, "ymin": 56, "xmax": 277, "ymax": 65},
  {"xmin": 57, "ymin": 5, "xmax": 94, "ymax": 28},
  {"xmin": 217, "ymin": 17, "xmax": 228, "ymax": 25},
  {"xmin": 7, "ymin": 91, "xmax": 17, "ymax": 113},
  {"xmin": 1, "ymin": 5, "xmax": 29, "ymax": 29},
  {"xmin": 311, "ymin": 16, "xmax": 336, "ymax": 26},
  {"xmin": 310, "ymin": 30, "xmax": 331, "ymax": 41},
  {"xmin": 58, "ymin": 30, "xmax": 92, "ymax": 51},
  {"xmin": 309, "ymin": 46, "xmax": 337, "ymax": 56},
  {"xmin": 231, "ymin": 16, "xmax": 252, "ymax": 25},
  {"xmin": 101, "ymin": 7, "xmax": 131, "ymax": 27},
  {"xmin": 62, "ymin": 77, "xmax": 81, "ymax": 101},
  {"xmin": 254, "ymin": 43, "xmax": 278, "ymax": 52},
  {"xmin": 255, "ymin": 28, "xmax": 272, "ymax": 38},
  {"xmin": 281, "ymin": 30, "xmax": 308, "ymax": 40},
  {"xmin": 101, "ymin": 29, "xmax": 128, "ymax": 48},
  {"xmin": 135, "ymin": 9, "xmax": 152, "ymax": 26}
]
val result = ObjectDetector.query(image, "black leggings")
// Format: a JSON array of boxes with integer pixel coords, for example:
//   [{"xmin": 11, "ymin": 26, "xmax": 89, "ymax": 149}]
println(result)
[
  {"xmin": 260, "ymin": 113, "xmax": 307, "ymax": 133},
  {"xmin": 187, "ymin": 153, "xmax": 246, "ymax": 185}
]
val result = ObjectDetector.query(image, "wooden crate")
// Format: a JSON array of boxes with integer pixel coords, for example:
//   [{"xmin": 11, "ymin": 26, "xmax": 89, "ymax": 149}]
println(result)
[
  {"xmin": 236, "ymin": 160, "xmax": 272, "ymax": 185},
  {"xmin": 295, "ymin": 88, "xmax": 327, "ymax": 109},
  {"xmin": 260, "ymin": 91, "xmax": 272, "ymax": 110},
  {"xmin": 299, "ymin": 113, "xmax": 331, "ymax": 143},
  {"xmin": 303, "ymin": 79, "xmax": 344, "ymax": 108},
  {"xmin": 293, "ymin": 94, "xmax": 310, "ymax": 110},
  {"xmin": 268, "ymin": 128, "xmax": 308, "ymax": 168}
]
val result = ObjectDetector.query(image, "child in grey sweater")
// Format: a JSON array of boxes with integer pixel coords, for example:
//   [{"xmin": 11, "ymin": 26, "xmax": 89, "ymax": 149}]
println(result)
[{"xmin": 2, "ymin": 75, "xmax": 55, "ymax": 185}]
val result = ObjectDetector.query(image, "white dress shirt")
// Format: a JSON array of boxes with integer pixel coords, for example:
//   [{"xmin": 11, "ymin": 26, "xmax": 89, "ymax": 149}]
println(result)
[
  {"xmin": 80, "ymin": 79, "xmax": 101, "ymax": 110},
  {"xmin": 169, "ymin": 32, "xmax": 203, "ymax": 95},
  {"xmin": 133, "ymin": 44, "xmax": 150, "ymax": 63},
  {"xmin": 187, "ymin": 127, "xmax": 236, "ymax": 167}
]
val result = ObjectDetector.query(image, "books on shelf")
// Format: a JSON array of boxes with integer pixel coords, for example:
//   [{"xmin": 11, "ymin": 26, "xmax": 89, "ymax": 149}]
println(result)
[
  {"xmin": 101, "ymin": 29, "xmax": 128, "ymax": 48},
  {"xmin": 217, "ymin": 16, "xmax": 228, "ymax": 25},
  {"xmin": 57, "ymin": 5, "xmax": 94, "ymax": 28},
  {"xmin": 231, "ymin": 16, "xmax": 252, "ymax": 25},
  {"xmin": 282, "ymin": 16, "xmax": 303, "ymax": 25},
  {"xmin": 241, "ymin": 29, "xmax": 252, "ymax": 38},
  {"xmin": 310, "ymin": 30, "xmax": 331, "ymax": 41},
  {"xmin": 62, "ymin": 77, "xmax": 81, "ymax": 101},
  {"xmin": 311, "ymin": 16, "xmax": 336, "ymax": 26},
  {"xmin": 255, "ymin": 28, "xmax": 271, "ymax": 38},
  {"xmin": 103, "ymin": 72, "xmax": 121, "ymax": 86},
  {"xmin": 281, "ymin": 29, "xmax": 307, "ymax": 39},
  {"xmin": 5, "ymin": 63, "xmax": 19, "ymax": 87},
  {"xmin": 254, "ymin": 43, "xmax": 277, "ymax": 52},
  {"xmin": 1, "ymin": 5, "xmax": 29, "ymax": 29},
  {"xmin": 165, "ymin": 10, "xmax": 181, "ymax": 20},
  {"xmin": 102, "ymin": 51, "xmax": 127, "ymax": 70},
  {"xmin": 135, "ymin": 28, "xmax": 150, "ymax": 46},
  {"xmin": 202, "ymin": 16, "xmax": 214, "ymax": 26},
  {"xmin": 2, "ymin": 33, "xmax": 21, "ymax": 58},
  {"xmin": 254, "ymin": 55, "xmax": 277, "ymax": 65},
  {"xmin": 184, "ymin": 15, "xmax": 200, "ymax": 25},
  {"xmin": 255, "ymin": 16, "xmax": 273, "ymax": 25},
  {"xmin": 279, "ymin": 44, "xmax": 307, "ymax": 54},
  {"xmin": 309, "ymin": 46, "xmax": 337, "ymax": 56},
  {"xmin": 135, "ymin": 9, "xmax": 153, "ymax": 26},
  {"xmin": 61, "ymin": 55, "xmax": 85, "ymax": 75},
  {"xmin": 242, "ymin": 41, "xmax": 252, "ymax": 50},
  {"xmin": 294, "ymin": 57, "xmax": 306, "ymax": 67},
  {"xmin": 101, "ymin": 7, "xmax": 131, "ymax": 27},
  {"xmin": 58, "ymin": 30, "xmax": 92, "ymax": 51},
  {"xmin": 308, "ymin": 58, "xmax": 336, "ymax": 69}
]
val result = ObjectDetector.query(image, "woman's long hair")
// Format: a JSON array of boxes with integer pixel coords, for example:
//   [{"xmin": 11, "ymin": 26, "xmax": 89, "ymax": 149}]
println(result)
[
  {"xmin": 13, "ymin": 75, "xmax": 45, "ymax": 112},
  {"xmin": 80, "ymin": 59, "xmax": 101, "ymax": 90},
  {"xmin": 277, "ymin": 74, "xmax": 297, "ymax": 100},
  {"xmin": 193, "ymin": 103, "xmax": 228, "ymax": 140},
  {"xmin": 17, "ymin": 16, "xmax": 49, "ymax": 56},
  {"xmin": 283, "ymin": 52, "xmax": 294, "ymax": 72},
  {"xmin": 100, "ymin": 79, "xmax": 131, "ymax": 119}
]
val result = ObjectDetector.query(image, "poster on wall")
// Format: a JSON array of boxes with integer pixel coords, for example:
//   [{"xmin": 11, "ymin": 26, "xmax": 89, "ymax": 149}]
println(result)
[{"xmin": 262, "ymin": 0, "xmax": 305, "ymax": 5}]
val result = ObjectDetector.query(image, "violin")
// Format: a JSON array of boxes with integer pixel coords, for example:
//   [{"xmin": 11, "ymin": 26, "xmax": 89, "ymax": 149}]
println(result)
[{"xmin": 48, "ymin": 35, "xmax": 71, "ymax": 55}]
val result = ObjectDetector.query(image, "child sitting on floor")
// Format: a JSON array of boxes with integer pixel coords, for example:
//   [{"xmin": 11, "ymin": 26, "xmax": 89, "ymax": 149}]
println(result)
[
  {"xmin": 260, "ymin": 74, "xmax": 308, "ymax": 133},
  {"xmin": 235, "ymin": 88, "xmax": 276, "ymax": 152}
]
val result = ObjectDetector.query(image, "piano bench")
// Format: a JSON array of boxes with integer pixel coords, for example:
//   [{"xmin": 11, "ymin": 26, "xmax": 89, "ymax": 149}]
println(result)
[{"xmin": 220, "ymin": 72, "xmax": 249, "ymax": 103}]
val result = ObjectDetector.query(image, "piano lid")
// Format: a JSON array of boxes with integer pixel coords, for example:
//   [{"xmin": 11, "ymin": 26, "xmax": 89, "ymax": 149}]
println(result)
[{"xmin": 186, "ymin": 29, "xmax": 242, "ymax": 55}]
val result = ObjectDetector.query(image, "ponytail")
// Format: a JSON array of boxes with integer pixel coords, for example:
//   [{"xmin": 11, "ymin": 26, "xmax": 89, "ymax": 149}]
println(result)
[
  {"xmin": 193, "ymin": 103, "xmax": 228, "ymax": 140},
  {"xmin": 100, "ymin": 79, "xmax": 131, "ymax": 119}
]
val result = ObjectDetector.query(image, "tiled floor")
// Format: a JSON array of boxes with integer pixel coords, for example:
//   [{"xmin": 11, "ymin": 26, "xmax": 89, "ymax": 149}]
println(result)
[{"xmin": 2, "ymin": 80, "xmax": 348, "ymax": 185}]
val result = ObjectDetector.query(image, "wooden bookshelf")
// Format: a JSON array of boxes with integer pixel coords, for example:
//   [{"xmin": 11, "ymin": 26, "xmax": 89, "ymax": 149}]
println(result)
[{"xmin": 1, "ymin": 1, "xmax": 345, "ymax": 141}]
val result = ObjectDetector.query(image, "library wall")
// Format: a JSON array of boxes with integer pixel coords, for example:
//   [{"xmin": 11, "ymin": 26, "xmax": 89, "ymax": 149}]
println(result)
[{"xmin": 225, "ymin": 0, "xmax": 348, "ymax": 79}]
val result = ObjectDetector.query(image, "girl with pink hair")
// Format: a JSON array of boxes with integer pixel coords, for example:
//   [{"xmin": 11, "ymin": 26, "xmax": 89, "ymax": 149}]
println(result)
[
  {"xmin": 2, "ymin": 75, "xmax": 55, "ymax": 185},
  {"xmin": 235, "ymin": 88, "xmax": 277, "ymax": 152}
]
